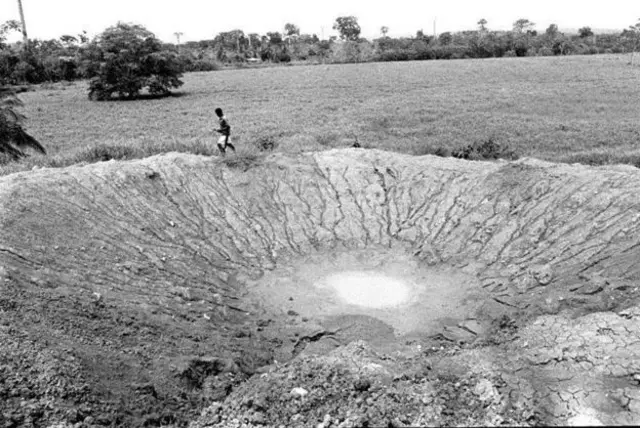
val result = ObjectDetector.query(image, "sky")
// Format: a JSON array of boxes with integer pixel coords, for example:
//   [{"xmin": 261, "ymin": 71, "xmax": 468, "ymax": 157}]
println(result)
[{"xmin": 1, "ymin": 0, "xmax": 639, "ymax": 43}]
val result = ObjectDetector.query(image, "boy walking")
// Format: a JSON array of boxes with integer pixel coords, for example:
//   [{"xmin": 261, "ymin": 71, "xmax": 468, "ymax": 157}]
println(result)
[{"xmin": 215, "ymin": 108, "xmax": 235, "ymax": 155}]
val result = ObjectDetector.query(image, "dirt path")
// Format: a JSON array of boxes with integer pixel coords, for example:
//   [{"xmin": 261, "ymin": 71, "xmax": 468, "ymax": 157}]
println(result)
[{"xmin": 1, "ymin": 149, "xmax": 640, "ymax": 426}]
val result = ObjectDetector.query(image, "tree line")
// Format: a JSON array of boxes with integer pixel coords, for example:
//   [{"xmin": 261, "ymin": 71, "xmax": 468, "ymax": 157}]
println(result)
[{"xmin": 1, "ymin": 16, "xmax": 639, "ymax": 87}]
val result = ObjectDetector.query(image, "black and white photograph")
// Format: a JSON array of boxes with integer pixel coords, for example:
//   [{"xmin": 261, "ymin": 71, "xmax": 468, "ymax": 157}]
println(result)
[{"xmin": 1, "ymin": 0, "xmax": 640, "ymax": 426}]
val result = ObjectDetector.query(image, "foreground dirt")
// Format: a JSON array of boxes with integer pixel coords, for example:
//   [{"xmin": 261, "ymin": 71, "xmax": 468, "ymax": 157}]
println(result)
[{"xmin": 1, "ymin": 149, "xmax": 640, "ymax": 427}]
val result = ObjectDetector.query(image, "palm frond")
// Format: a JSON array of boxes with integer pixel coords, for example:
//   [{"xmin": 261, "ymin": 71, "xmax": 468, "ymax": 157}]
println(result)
[
  {"xmin": 0, "ymin": 86, "xmax": 46, "ymax": 160},
  {"xmin": 0, "ymin": 139, "xmax": 25, "ymax": 159},
  {"xmin": 8, "ymin": 124, "xmax": 46, "ymax": 154},
  {"xmin": 0, "ymin": 97, "xmax": 24, "ymax": 108},
  {"xmin": 0, "ymin": 106, "xmax": 24, "ymax": 122}
]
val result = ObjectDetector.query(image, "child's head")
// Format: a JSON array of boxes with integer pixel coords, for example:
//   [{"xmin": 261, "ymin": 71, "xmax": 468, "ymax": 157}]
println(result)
[{"xmin": 215, "ymin": 108, "xmax": 223, "ymax": 117}]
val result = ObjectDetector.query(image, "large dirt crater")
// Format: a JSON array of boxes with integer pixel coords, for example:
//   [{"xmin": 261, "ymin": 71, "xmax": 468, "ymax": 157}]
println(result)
[{"xmin": 1, "ymin": 149, "xmax": 639, "ymax": 427}]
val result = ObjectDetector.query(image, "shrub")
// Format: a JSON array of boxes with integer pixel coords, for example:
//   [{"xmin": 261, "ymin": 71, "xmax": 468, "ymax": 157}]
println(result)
[
  {"xmin": 85, "ymin": 23, "xmax": 184, "ymax": 100},
  {"xmin": 452, "ymin": 137, "xmax": 518, "ymax": 161},
  {"xmin": 434, "ymin": 146, "xmax": 451, "ymax": 157},
  {"xmin": 275, "ymin": 51, "xmax": 291, "ymax": 63},
  {"xmin": 253, "ymin": 135, "xmax": 280, "ymax": 151},
  {"xmin": 538, "ymin": 47, "xmax": 554, "ymax": 57}
]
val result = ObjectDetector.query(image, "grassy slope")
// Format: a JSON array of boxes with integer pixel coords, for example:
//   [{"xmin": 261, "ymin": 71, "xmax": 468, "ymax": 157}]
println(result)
[{"xmin": 2, "ymin": 54, "xmax": 640, "ymax": 175}]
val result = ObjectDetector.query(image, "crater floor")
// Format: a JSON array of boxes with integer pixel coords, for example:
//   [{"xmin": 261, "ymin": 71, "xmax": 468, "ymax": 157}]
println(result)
[{"xmin": 1, "ymin": 149, "xmax": 640, "ymax": 427}]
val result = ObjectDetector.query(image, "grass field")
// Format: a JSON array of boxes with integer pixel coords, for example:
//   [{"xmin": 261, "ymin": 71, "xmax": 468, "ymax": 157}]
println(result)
[{"xmin": 2, "ymin": 54, "xmax": 640, "ymax": 175}]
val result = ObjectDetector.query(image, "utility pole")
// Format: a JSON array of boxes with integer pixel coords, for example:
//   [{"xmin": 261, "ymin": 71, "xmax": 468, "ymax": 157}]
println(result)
[
  {"xmin": 17, "ymin": 0, "xmax": 28, "ymax": 47},
  {"xmin": 433, "ymin": 17, "xmax": 437, "ymax": 39},
  {"xmin": 174, "ymin": 32, "xmax": 183, "ymax": 53}
]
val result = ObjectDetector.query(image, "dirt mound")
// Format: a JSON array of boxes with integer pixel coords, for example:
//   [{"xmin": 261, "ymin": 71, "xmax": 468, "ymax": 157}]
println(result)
[{"xmin": 1, "ymin": 149, "xmax": 640, "ymax": 426}]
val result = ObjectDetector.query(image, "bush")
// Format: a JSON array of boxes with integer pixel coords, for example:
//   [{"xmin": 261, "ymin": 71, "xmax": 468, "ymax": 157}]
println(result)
[
  {"xmin": 254, "ymin": 135, "xmax": 279, "ymax": 151},
  {"xmin": 452, "ymin": 138, "xmax": 518, "ymax": 161},
  {"xmin": 433, "ymin": 146, "xmax": 451, "ymax": 157},
  {"xmin": 537, "ymin": 47, "xmax": 554, "ymax": 57},
  {"xmin": 85, "ymin": 23, "xmax": 184, "ymax": 100}
]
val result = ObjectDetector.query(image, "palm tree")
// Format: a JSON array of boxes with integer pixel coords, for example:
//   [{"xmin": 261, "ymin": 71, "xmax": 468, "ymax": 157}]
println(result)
[
  {"xmin": 0, "ymin": 87, "xmax": 45, "ymax": 160},
  {"xmin": 16, "ymin": 0, "xmax": 28, "ymax": 46}
]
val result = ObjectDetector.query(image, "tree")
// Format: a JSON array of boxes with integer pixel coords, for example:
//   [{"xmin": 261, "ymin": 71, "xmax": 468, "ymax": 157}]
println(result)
[
  {"xmin": 16, "ymin": 0, "xmax": 28, "ymax": 47},
  {"xmin": 578, "ymin": 27, "xmax": 594, "ymax": 38},
  {"xmin": 0, "ymin": 87, "xmax": 45, "ymax": 161},
  {"xmin": 0, "ymin": 20, "xmax": 21, "ymax": 50},
  {"xmin": 477, "ymin": 19, "xmax": 488, "ymax": 32},
  {"xmin": 284, "ymin": 23, "xmax": 300, "ymax": 37},
  {"xmin": 545, "ymin": 24, "xmax": 560, "ymax": 39},
  {"xmin": 622, "ymin": 18, "xmax": 640, "ymax": 66},
  {"xmin": 84, "ymin": 23, "xmax": 184, "ymax": 100},
  {"xmin": 380, "ymin": 26, "xmax": 389, "ymax": 37},
  {"xmin": 78, "ymin": 30, "xmax": 89, "ymax": 44},
  {"xmin": 513, "ymin": 19, "xmax": 535, "ymax": 34},
  {"xmin": 438, "ymin": 32, "xmax": 453, "ymax": 45},
  {"xmin": 266, "ymin": 32, "xmax": 283, "ymax": 46},
  {"xmin": 59, "ymin": 34, "xmax": 78, "ymax": 48},
  {"xmin": 284, "ymin": 23, "xmax": 299, "ymax": 50},
  {"xmin": 333, "ymin": 16, "xmax": 361, "ymax": 41}
]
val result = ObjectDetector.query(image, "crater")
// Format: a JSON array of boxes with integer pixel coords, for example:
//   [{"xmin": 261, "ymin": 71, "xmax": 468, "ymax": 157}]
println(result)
[{"xmin": 1, "ymin": 149, "xmax": 640, "ymax": 426}]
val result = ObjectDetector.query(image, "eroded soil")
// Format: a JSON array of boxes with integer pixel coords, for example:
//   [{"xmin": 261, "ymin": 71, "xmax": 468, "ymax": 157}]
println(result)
[{"xmin": 1, "ymin": 149, "xmax": 640, "ymax": 427}]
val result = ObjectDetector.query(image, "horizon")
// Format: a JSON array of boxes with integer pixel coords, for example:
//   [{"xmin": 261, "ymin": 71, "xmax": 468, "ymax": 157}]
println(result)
[{"xmin": 1, "ymin": 0, "xmax": 639, "ymax": 44}]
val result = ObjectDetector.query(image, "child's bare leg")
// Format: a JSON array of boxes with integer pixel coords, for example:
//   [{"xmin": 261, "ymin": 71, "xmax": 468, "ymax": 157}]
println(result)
[
  {"xmin": 217, "ymin": 143, "xmax": 226, "ymax": 155},
  {"xmin": 226, "ymin": 142, "xmax": 236, "ymax": 153}
]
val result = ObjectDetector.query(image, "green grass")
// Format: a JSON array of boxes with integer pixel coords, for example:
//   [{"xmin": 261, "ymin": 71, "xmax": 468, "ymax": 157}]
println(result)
[{"xmin": 2, "ymin": 54, "xmax": 640, "ymax": 175}]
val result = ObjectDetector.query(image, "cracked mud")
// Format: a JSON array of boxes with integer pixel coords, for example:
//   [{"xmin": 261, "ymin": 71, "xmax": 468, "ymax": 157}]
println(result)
[{"xmin": 1, "ymin": 149, "xmax": 640, "ymax": 427}]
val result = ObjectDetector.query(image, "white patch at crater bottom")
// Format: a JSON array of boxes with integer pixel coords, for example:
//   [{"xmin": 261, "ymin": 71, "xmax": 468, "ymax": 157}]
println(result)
[{"xmin": 325, "ymin": 271, "xmax": 410, "ymax": 308}]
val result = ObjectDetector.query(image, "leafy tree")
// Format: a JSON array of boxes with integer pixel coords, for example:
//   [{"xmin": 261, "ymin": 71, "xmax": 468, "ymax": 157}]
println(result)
[
  {"xmin": 284, "ymin": 23, "xmax": 300, "ymax": 51},
  {"xmin": 0, "ymin": 20, "xmax": 21, "ymax": 50},
  {"xmin": 78, "ymin": 30, "xmax": 89, "ymax": 45},
  {"xmin": 545, "ymin": 24, "xmax": 560, "ymax": 39},
  {"xmin": 477, "ymin": 19, "xmax": 488, "ymax": 32},
  {"xmin": 578, "ymin": 26, "xmax": 594, "ymax": 38},
  {"xmin": 513, "ymin": 19, "xmax": 535, "ymax": 34},
  {"xmin": 380, "ymin": 26, "xmax": 389, "ymax": 37},
  {"xmin": 214, "ymin": 29, "xmax": 246, "ymax": 54},
  {"xmin": 622, "ymin": 18, "xmax": 640, "ymax": 65},
  {"xmin": 84, "ymin": 23, "xmax": 183, "ymax": 100},
  {"xmin": 266, "ymin": 32, "xmax": 283, "ymax": 46},
  {"xmin": 438, "ymin": 32, "xmax": 453, "ymax": 45},
  {"xmin": 0, "ymin": 87, "xmax": 45, "ymax": 161},
  {"xmin": 333, "ymin": 16, "xmax": 361, "ymax": 41},
  {"xmin": 284, "ymin": 23, "xmax": 300, "ymax": 37},
  {"xmin": 59, "ymin": 34, "xmax": 78, "ymax": 48}
]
